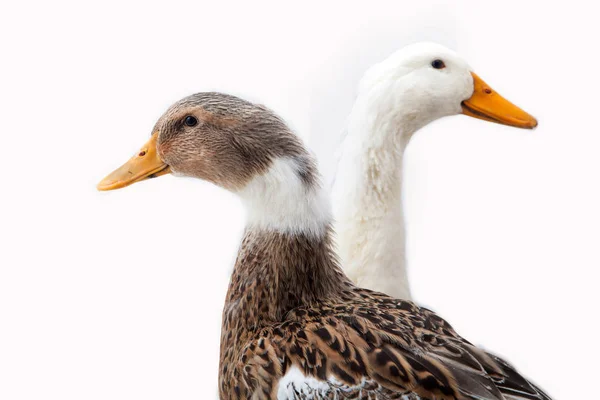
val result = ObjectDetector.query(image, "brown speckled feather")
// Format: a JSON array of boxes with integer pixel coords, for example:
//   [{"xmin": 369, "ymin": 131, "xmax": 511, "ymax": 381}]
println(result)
[{"xmin": 218, "ymin": 227, "xmax": 551, "ymax": 400}]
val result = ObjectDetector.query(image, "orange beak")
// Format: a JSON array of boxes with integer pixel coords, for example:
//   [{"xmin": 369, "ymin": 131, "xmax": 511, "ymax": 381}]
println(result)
[
  {"xmin": 97, "ymin": 132, "xmax": 171, "ymax": 191},
  {"xmin": 462, "ymin": 72, "xmax": 538, "ymax": 129}
]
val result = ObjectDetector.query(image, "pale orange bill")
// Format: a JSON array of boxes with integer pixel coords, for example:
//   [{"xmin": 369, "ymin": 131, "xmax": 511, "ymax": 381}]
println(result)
[
  {"xmin": 461, "ymin": 72, "xmax": 538, "ymax": 129},
  {"xmin": 97, "ymin": 132, "xmax": 171, "ymax": 191}
]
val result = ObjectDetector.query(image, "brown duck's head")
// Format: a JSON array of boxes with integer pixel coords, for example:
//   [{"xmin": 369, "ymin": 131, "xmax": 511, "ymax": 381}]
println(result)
[{"xmin": 97, "ymin": 92, "xmax": 314, "ymax": 192}]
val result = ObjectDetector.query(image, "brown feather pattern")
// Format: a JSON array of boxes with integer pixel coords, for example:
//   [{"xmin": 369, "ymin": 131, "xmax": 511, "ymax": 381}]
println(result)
[{"xmin": 218, "ymin": 227, "xmax": 551, "ymax": 400}]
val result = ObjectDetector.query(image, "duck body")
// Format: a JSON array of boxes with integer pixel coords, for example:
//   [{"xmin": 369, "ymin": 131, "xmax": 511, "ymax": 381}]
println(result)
[
  {"xmin": 220, "ymin": 226, "xmax": 548, "ymax": 400},
  {"xmin": 98, "ymin": 91, "xmax": 546, "ymax": 399}
]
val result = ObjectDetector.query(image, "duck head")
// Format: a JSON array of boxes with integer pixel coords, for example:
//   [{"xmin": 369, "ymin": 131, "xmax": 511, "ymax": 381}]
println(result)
[
  {"xmin": 356, "ymin": 42, "xmax": 537, "ymax": 133},
  {"xmin": 97, "ymin": 93, "xmax": 314, "ymax": 192}
]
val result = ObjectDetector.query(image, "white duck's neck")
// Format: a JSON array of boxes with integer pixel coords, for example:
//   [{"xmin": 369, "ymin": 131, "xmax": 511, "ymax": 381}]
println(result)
[{"xmin": 332, "ymin": 91, "xmax": 423, "ymax": 300}]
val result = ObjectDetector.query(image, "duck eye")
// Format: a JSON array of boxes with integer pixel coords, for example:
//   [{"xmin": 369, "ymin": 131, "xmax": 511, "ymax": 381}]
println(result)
[
  {"xmin": 431, "ymin": 59, "xmax": 446, "ymax": 69},
  {"xmin": 184, "ymin": 116, "xmax": 198, "ymax": 127}
]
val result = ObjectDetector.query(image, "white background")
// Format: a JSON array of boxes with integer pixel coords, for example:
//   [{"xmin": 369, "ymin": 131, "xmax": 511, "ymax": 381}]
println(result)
[{"xmin": 1, "ymin": 1, "xmax": 598, "ymax": 399}]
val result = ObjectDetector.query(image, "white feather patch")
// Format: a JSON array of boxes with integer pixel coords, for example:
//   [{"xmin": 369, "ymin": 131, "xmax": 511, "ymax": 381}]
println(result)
[
  {"xmin": 238, "ymin": 157, "xmax": 331, "ymax": 237},
  {"xmin": 276, "ymin": 366, "xmax": 332, "ymax": 399},
  {"xmin": 276, "ymin": 366, "xmax": 385, "ymax": 399}
]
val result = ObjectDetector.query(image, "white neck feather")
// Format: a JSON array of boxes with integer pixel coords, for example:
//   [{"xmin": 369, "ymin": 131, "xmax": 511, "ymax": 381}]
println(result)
[
  {"xmin": 238, "ymin": 157, "xmax": 331, "ymax": 238},
  {"xmin": 332, "ymin": 88, "xmax": 418, "ymax": 300}
]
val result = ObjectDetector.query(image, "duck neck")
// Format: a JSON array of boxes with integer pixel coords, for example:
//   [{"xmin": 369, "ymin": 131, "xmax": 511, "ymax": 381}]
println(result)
[
  {"xmin": 332, "ymin": 95, "xmax": 418, "ymax": 300},
  {"xmin": 223, "ymin": 157, "xmax": 351, "ymax": 332},
  {"xmin": 224, "ymin": 227, "xmax": 348, "ymax": 327}
]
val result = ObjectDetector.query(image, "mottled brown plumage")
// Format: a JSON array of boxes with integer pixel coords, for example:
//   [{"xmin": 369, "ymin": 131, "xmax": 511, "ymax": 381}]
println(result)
[
  {"xmin": 219, "ymin": 227, "xmax": 550, "ymax": 400},
  {"xmin": 100, "ymin": 92, "xmax": 551, "ymax": 400}
]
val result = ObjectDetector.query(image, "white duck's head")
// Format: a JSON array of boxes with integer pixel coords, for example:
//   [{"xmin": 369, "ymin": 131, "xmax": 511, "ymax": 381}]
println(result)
[{"xmin": 353, "ymin": 42, "xmax": 537, "ymax": 136}]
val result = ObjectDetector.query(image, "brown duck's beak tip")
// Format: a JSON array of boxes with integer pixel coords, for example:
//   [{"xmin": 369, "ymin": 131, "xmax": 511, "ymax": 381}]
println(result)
[
  {"xmin": 96, "ymin": 164, "xmax": 171, "ymax": 192},
  {"xmin": 96, "ymin": 178, "xmax": 127, "ymax": 192},
  {"xmin": 96, "ymin": 133, "xmax": 171, "ymax": 192},
  {"xmin": 96, "ymin": 182, "xmax": 110, "ymax": 191},
  {"xmin": 96, "ymin": 173, "xmax": 133, "ymax": 191}
]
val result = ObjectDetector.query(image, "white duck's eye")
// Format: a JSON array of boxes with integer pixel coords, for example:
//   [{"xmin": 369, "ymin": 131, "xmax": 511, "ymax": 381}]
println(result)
[
  {"xmin": 431, "ymin": 59, "xmax": 446, "ymax": 69},
  {"xmin": 184, "ymin": 116, "xmax": 198, "ymax": 127}
]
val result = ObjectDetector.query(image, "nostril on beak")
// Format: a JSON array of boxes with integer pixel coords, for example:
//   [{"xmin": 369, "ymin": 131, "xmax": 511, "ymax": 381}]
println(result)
[
  {"xmin": 138, "ymin": 151, "xmax": 147, "ymax": 157},
  {"xmin": 484, "ymin": 88, "xmax": 492, "ymax": 94}
]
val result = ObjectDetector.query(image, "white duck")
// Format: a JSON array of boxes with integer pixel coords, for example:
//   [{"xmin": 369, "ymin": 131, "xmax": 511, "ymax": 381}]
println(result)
[{"xmin": 332, "ymin": 42, "xmax": 537, "ymax": 299}]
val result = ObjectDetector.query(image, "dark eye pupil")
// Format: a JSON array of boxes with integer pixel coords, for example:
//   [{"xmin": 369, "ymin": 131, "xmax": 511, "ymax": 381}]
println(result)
[
  {"xmin": 184, "ymin": 116, "xmax": 197, "ymax": 127},
  {"xmin": 432, "ymin": 59, "xmax": 445, "ymax": 69}
]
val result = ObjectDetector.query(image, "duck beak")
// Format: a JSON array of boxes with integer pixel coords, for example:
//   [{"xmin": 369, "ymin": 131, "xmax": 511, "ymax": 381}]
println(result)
[
  {"xmin": 97, "ymin": 132, "xmax": 171, "ymax": 191},
  {"xmin": 461, "ymin": 72, "xmax": 538, "ymax": 129}
]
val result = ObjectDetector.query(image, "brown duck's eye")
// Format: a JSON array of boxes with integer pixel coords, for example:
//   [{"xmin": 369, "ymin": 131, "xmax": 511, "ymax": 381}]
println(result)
[
  {"xmin": 431, "ymin": 59, "xmax": 446, "ymax": 69},
  {"xmin": 184, "ymin": 116, "xmax": 198, "ymax": 127}
]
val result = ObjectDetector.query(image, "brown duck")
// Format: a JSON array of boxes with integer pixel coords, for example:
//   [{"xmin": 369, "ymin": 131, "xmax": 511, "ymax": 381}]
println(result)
[{"xmin": 98, "ymin": 92, "xmax": 550, "ymax": 400}]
